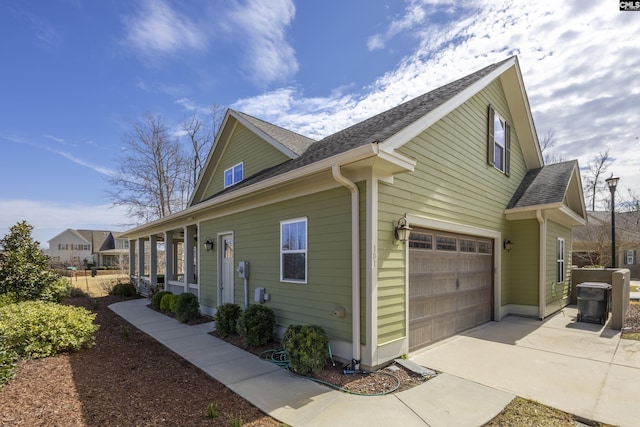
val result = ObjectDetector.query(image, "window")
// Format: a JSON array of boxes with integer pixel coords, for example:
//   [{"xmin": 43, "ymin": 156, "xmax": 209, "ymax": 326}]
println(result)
[
  {"xmin": 436, "ymin": 236, "xmax": 457, "ymax": 251},
  {"xmin": 625, "ymin": 250, "xmax": 636, "ymax": 265},
  {"xmin": 478, "ymin": 241, "xmax": 492, "ymax": 255},
  {"xmin": 224, "ymin": 162, "xmax": 244, "ymax": 188},
  {"xmin": 459, "ymin": 239, "xmax": 477, "ymax": 253},
  {"xmin": 409, "ymin": 232, "xmax": 432, "ymax": 250},
  {"xmin": 556, "ymin": 238, "xmax": 565, "ymax": 283},
  {"xmin": 281, "ymin": 218, "xmax": 307, "ymax": 283},
  {"xmin": 487, "ymin": 105, "xmax": 511, "ymax": 175}
]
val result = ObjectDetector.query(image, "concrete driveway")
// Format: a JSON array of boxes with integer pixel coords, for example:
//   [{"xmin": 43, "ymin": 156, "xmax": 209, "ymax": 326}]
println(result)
[{"xmin": 410, "ymin": 306, "xmax": 640, "ymax": 427}]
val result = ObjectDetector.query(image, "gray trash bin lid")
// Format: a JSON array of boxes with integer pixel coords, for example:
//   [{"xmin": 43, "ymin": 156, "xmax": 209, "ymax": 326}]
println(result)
[{"xmin": 577, "ymin": 282, "xmax": 611, "ymax": 290}]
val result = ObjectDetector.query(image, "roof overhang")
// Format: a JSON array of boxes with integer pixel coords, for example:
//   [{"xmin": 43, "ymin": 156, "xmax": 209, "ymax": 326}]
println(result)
[
  {"xmin": 505, "ymin": 203, "xmax": 587, "ymax": 227},
  {"xmin": 121, "ymin": 143, "xmax": 416, "ymax": 239}
]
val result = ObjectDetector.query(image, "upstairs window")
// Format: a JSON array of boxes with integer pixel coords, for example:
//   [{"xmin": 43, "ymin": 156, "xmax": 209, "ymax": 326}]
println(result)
[
  {"xmin": 487, "ymin": 105, "xmax": 511, "ymax": 176},
  {"xmin": 224, "ymin": 162, "xmax": 243, "ymax": 188}
]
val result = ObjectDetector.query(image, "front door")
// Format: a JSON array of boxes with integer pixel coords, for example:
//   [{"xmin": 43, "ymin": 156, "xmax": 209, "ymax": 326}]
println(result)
[{"xmin": 220, "ymin": 234, "xmax": 234, "ymax": 304}]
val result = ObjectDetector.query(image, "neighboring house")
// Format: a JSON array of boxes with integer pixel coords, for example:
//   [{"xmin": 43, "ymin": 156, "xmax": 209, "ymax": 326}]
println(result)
[
  {"xmin": 123, "ymin": 56, "xmax": 587, "ymax": 369},
  {"xmin": 48, "ymin": 229, "xmax": 129, "ymax": 269},
  {"xmin": 573, "ymin": 211, "xmax": 640, "ymax": 277}
]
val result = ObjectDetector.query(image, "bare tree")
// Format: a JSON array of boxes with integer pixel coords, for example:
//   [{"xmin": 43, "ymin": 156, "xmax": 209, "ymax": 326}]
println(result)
[
  {"xmin": 181, "ymin": 104, "xmax": 226, "ymax": 196},
  {"xmin": 108, "ymin": 114, "xmax": 187, "ymax": 222},
  {"xmin": 583, "ymin": 148, "xmax": 613, "ymax": 211},
  {"xmin": 539, "ymin": 130, "xmax": 565, "ymax": 164}
]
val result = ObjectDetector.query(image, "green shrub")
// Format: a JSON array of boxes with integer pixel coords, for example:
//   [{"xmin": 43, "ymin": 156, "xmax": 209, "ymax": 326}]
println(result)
[
  {"xmin": 0, "ymin": 294, "xmax": 16, "ymax": 308},
  {"xmin": 151, "ymin": 291, "xmax": 172, "ymax": 310},
  {"xmin": 283, "ymin": 324, "xmax": 329, "ymax": 375},
  {"xmin": 0, "ymin": 339, "xmax": 16, "ymax": 390},
  {"xmin": 175, "ymin": 293, "xmax": 201, "ymax": 323},
  {"xmin": 38, "ymin": 276, "xmax": 72, "ymax": 303},
  {"xmin": 0, "ymin": 301, "xmax": 98, "ymax": 358},
  {"xmin": 214, "ymin": 303, "xmax": 241, "ymax": 337},
  {"xmin": 110, "ymin": 282, "xmax": 137, "ymax": 297},
  {"xmin": 236, "ymin": 304, "xmax": 275, "ymax": 347},
  {"xmin": 69, "ymin": 287, "xmax": 89, "ymax": 298},
  {"xmin": 160, "ymin": 293, "xmax": 178, "ymax": 312}
]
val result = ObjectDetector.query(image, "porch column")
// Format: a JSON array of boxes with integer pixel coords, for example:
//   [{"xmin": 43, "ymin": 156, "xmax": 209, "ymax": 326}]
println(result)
[
  {"xmin": 149, "ymin": 234, "xmax": 157, "ymax": 290},
  {"xmin": 184, "ymin": 226, "xmax": 195, "ymax": 292},
  {"xmin": 138, "ymin": 238, "xmax": 146, "ymax": 277},
  {"xmin": 165, "ymin": 231, "xmax": 174, "ymax": 286},
  {"xmin": 128, "ymin": 239, "xmax": 136, "ymax": 281}
]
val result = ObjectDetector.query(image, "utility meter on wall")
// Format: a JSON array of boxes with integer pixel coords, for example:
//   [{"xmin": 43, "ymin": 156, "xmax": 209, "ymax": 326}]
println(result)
[{"xmin": 237, "ymin": 261, "xmax": 249, "ymax": 279}]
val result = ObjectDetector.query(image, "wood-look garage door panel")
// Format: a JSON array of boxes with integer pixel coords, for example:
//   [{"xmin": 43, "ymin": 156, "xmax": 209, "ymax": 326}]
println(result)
[{"xmin": 409, "ymin": 229, "xmax": 493, "ymax": 352}]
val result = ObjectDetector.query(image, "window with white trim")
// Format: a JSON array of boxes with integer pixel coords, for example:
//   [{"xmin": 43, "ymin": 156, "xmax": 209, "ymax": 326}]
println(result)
[
  {"xmin": 223, "ymin": 162, "xmax": 243, "ymax": 188},
  {"xmin": 280, "ymin": 218, "xmax": 307, "ymax": 283},
  {"xmin": 625, "ymin": 250, "xmax": 636, "ymax": 265},
  {"xmin": 487, "ymin": 105, "xmax": 511, "ymax": 175},
  {"xmin": 556, "ymin": 238, "xmax": 565, "ymax": 283}
]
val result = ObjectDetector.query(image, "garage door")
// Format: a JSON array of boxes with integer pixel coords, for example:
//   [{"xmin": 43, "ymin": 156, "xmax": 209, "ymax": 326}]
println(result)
[{"xmin": 409, "ymin": 228, "xmax": 494, "ymax": 351}]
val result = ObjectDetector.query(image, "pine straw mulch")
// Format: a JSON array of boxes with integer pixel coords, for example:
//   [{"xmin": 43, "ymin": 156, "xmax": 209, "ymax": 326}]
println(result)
[{"xmin": 0, "ymin": 295, "xmax": 280, "ymax": 427}]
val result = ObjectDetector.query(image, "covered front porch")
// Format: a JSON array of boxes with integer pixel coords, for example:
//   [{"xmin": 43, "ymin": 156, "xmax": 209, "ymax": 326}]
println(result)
[{"xmin": 128, "ymin": 224, "xmax": 200, "ymax": 298}]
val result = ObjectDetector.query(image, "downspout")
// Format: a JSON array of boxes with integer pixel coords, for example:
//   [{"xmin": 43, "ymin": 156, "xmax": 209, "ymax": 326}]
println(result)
[
  {"xmin": 537, "ymin": 210, "xmax": 546, "ymax": 320},
  {"xmin": 332, "ymin": 165, "xmax": 361, "ymax": 366}
]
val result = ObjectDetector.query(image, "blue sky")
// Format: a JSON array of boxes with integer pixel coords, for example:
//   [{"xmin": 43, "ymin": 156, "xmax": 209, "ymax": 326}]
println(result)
[{"xmin": 1, "ymin": 0, "xmax": 639, "ymax": 247}]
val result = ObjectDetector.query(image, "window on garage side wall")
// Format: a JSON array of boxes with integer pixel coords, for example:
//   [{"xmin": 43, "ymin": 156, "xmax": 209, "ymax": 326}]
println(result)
[
  {"xmin": 280, "ymin": 218, "xmax": 307, "ymax": 283},
  {"xmin": 556, "ymin": 238, "xmax": 565, "ymax": 283}
]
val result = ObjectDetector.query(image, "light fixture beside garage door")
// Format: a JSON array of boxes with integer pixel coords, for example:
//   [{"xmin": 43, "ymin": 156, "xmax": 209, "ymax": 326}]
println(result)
[{"xmin": 395, "ymin": 216, "xmax": 412, "ymax": 243}]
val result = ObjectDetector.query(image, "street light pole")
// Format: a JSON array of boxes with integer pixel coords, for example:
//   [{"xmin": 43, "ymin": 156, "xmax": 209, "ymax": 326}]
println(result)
[{"xmin": 605, "ymin": 174, "xmax": 619, "ymax": 268}]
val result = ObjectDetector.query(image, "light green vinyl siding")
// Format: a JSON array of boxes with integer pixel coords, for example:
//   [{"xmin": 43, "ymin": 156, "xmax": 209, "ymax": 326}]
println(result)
[
  {"xmin": 546, "ymin": 220, "xmax": 572, "ymax": 304},
  {"xmin": 201, "ymin": 124, "xmax": 290, "ymax": 200},
  {"xmin": 376, "ymin": 80, "xmax": 529, "ymax": 344},
  {"xmin": 200, "ymin": 185, "xmax": 355, "ymax": 342},
  {"xmin": 508, "ymin": 219, "xmax": 540, "ymax": 305}
]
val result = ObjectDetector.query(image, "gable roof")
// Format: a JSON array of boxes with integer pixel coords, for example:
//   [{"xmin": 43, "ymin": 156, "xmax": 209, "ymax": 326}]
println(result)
[
  {"xmin": 505, "ymin": 160, "xmax": 587, "ymax": 226},
  {"xmin": 234, "ymin": 111, "xmax": 315, "ymax": 156},
  {"xmin": 573, "ymin": 211, "xmax": 640, "ymax": 244},
  {"xmin": 197, "ymin": 57, "xmax": 528, "ymax": 204}
]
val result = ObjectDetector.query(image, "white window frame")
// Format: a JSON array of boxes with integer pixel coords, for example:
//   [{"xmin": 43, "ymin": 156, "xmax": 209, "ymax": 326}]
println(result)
[
  {"xmin": 280, "ymin": 217, "xmax": 308, "ymax": 284},
  {"xmin": 626, "ymin": 249, "xmax": 635, "ymax": 265},
  {"xmin": 488, "ymin": 105, "xmax": 511, "ymax": 176},
  {"xmin": 223, "ymin": 162, "xmax": 244, "ymax": 188},
  {"xmin": 556, "ymin": 238, "xmax": 565, "ymax": 283}
]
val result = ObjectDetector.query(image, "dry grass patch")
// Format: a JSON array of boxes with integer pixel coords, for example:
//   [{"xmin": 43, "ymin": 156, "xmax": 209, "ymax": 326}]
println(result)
[{"xmin": 484, "ymin": 397, "xmax": 613, "ymax": 426}]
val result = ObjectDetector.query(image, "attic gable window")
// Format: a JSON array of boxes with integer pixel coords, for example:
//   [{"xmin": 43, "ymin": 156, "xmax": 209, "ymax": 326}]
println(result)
[
  {"xmin": 487, "ymin": 105, "xmax": 511, "ymax": 176},
  {"xmin": 224, "ymin": 162, "xmax": 243, "ymax": 188}
]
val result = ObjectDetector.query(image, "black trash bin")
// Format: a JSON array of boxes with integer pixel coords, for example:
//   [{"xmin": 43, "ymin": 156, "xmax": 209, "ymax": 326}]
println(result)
[{"xmin": 576, "ymin": 282, "xmax": 611, "ymax": 325}]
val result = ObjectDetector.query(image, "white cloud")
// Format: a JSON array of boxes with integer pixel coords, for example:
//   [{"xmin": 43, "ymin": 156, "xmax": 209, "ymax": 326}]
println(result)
[
  {"xmin": 0, "ymin": 200, "xmax": 133, "ymax": 249},
  {"xmin": 232, "ymin": 0, "xmax": 640, "ymax": 202},
  {"xmin": 225, "ymin": 0, "xmax": 298, "ymax": 86},
  {"xmin": 123, "ymin": 0, "xmax": 206, "ymax": 56}
]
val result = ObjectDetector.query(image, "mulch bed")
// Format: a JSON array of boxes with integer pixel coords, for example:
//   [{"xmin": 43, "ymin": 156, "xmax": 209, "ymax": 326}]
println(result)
[{"xmin": 0, "ymin": 295, "xmax": 280, "ymax": 426}]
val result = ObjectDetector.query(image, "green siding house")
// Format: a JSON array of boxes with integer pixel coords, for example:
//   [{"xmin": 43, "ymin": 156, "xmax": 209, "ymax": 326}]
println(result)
[{"xmin": 123, "ymin": 56, "xmax": 587, "ymax": 369}]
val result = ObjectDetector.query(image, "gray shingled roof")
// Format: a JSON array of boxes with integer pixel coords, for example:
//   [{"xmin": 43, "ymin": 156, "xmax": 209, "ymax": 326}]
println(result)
[
  {"xmin": 507, "ymin": 160, "xmax": 577, "ymax": 209},
  {"xmin": 200, "ymin": 58, "xmax": 513, "ymax": 203},
  {"xmin": 234, "ymin": 111, "xmax": 315, "ymax": 156}
]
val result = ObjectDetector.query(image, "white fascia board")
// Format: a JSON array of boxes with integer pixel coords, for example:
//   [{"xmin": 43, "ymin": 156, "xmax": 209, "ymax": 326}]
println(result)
[
  {"xmin": 122, "ymin": 143, "xmax": 383, "ymax": 239},
  {"xmin": 229, "ymin": 110, "xmax": 300, "ymax": 159},
  {"xmin": 380, "ymin": 58, "xmax": 517, "ymax": 152}
]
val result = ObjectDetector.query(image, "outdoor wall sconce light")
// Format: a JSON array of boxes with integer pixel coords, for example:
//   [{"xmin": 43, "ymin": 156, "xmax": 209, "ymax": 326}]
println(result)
[
  {"xmin": 394, "ymin": 217, "xmax": 412, "ymax": 243},
  {"xmin": 204, "ymin": 238, "xmax": 214, "ymax": 252},
  {"xmin": 503, "ymin": 240, "xmax": 513, "ymax": 251}
]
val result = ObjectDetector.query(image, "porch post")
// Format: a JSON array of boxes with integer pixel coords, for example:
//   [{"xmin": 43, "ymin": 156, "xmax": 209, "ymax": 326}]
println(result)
[
  {"xmin": 149, "ymin": 234, "xmax": 157, "ymax": 291},
  {"xmin": 165, "ymin": 231, "xmax": 174, "ymax": 287},
  {"xmin": 184, "ymin": 226, "xmax": 195, "ymax": 292},
  {"xmin": 138, "ymin": 238, "xmax": 146, "ymax": 278},
  {"xmin": 128, "ymin": 239, "xmax": 135, "ymax": 281}
]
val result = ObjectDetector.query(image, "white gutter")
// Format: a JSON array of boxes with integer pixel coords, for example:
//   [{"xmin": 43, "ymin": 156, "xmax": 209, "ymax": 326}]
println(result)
[
  {"xmin": 537, "ymin": 210, "xmax": 546, "ymax": 319},
  {"xmin": 331, "ymin": 165, "xmax": 361, "ymax": 365}
]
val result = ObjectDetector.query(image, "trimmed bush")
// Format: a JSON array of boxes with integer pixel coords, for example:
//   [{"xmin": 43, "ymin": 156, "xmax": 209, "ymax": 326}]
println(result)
[
  {"xmin": 0, "ymin": 339, "xmax": 16, "ymax": 390},
  {"xmin": 110, "ymin": 282, "xmax": 137, "ymax": 297},
  {"xmin": 38, "ymin": 276, "xmax": 72, "ymax": 303},
  {"xmin": 175, "ymin": 293, "xmax": 201, "ymax": 323},
  {"xmin": 283, "ymin": 324, "xmax": 329, "ymax": 375},
  {"xmin": 151, "ymin": 291, "xmax": 172, "ymax": 310},
  {"xmin": 236, "ymin": 304, "xmax": 275, "ymax": 347},
  {"xmin": 214, "ymin": 303, "xmax": 241, "ymax": 337},
  {"xmin": 160, "ymin": 293, "xmax": 178, "ymax": 312},
  {"xmin": 0, "ymin": 301, "xmax": 98, "ymax": 358}
]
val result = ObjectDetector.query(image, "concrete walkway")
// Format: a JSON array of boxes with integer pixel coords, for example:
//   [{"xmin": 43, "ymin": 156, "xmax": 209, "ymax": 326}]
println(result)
[
  {"xmin": 109, "ymin": 299, "xmax": 512, "ymax": 427},
  {"xmin": 411, "ymin": 306, "xmax": 640, "ymax": 427}
]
